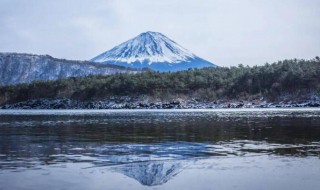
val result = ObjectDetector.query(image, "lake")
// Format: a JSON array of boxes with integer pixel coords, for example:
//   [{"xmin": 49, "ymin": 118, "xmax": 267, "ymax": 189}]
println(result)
[{"xmin": 0, "ymin": 108, "xmax": 320, "ymax": 190}]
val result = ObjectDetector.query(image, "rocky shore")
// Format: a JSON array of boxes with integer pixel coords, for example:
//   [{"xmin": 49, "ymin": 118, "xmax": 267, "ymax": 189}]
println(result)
[{"xmin": 1, "ymin": 97, "xmax": 320, "ymax": 109}]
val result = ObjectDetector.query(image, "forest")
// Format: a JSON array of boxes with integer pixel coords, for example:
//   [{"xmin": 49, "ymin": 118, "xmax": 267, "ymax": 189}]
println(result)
[{"xmin": 0, "ymin": 57, "xmax": 319, "ymax": 105}]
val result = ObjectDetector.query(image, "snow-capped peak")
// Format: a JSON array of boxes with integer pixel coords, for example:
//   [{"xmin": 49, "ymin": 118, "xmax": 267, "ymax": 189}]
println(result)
[{"xmin": 91, "ymin": 31, "xmax": 198, "ymax": 64}]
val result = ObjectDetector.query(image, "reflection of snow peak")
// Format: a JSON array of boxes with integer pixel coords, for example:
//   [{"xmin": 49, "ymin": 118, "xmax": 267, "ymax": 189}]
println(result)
[{"xmin": 113, "ymin": 161, "xmax": 185, "ymax": 186}]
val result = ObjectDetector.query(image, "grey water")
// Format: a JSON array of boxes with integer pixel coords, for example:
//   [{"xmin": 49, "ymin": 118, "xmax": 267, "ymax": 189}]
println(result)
[{"xmin": 0, "ymin": 108, "xmax": 320, "ymax": 190}]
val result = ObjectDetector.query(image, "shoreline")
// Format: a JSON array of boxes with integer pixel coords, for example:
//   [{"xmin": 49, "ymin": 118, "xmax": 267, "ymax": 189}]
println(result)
[{"xmin": 1, "ymin": 98, "xmax": 320, "ymax": 110}]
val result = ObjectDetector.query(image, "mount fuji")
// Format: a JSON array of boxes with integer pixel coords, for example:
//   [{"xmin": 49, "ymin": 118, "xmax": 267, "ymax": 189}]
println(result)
[{"xmin": 91, "ymin": 31, "xmax": 216, "ymax": 72}]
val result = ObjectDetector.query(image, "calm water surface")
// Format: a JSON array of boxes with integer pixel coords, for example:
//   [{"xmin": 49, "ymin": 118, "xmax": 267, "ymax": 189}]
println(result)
[{"xmin": 0, "ymin": 108, "xmax": 320, "ymax": 190}]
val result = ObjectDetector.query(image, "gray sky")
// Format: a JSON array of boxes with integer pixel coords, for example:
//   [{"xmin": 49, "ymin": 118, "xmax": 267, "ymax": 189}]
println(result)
[{"xmin": 0, "ymin": 0, "xmax": 319, "ymax": 66}]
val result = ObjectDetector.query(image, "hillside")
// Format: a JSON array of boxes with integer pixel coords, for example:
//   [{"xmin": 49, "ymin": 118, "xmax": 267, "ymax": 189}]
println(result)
[
  {"xmin": 0, "ymin": 52, "xmax": 137, "ymax": 85},
  {"xmin": 0, "ymin": 57, "xmax": 319, "ymax": 108}
]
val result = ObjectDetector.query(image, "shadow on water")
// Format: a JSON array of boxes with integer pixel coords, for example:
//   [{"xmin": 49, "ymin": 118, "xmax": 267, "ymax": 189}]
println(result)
[{"xmin": 0, "ymin": 109, "xmax": 320, "ymax": 187}]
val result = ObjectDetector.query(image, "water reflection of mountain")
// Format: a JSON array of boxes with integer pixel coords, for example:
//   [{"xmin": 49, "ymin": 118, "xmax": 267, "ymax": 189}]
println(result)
[
  {"xmin": 112, "ymin": 160, "xmax": 186, "ymax": 186},
  {"xmin": 1, "ymin": 110, "xmax": 320, "ymax": 178},
  {"xmin": 1, "ymin": 139, "xmax": 320, "ymax": 171}
]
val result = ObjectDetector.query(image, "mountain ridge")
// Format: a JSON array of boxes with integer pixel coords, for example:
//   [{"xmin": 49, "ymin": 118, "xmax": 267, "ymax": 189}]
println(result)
[{"xmin": 0, "ymin": 52, "xmax": 137, "ymax": 85}]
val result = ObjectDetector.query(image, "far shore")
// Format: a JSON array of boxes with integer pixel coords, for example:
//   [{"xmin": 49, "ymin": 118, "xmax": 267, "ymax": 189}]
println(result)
[{"xmin": 1, "ymin": 98, "xmax": 319, "ymax": 110}]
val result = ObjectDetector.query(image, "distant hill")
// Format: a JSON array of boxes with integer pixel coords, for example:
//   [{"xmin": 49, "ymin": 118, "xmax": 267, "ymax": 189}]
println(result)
[
  {"xmin": 0, "ymin": 57, "xmax": 319, "ymax": 107},
  {"xmin": 91, "ymin": 31, "xmax": 216, "ymax": 71},
  {"xmin": 0, "ymin": 52, "xmax": 137, "ymax": 85}
]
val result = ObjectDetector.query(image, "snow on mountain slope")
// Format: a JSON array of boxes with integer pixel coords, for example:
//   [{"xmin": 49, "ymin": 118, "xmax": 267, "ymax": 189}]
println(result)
[
  {"xmin": 0, "ymin": 53, "xmax": 136, "ymax": 85},
  {"xmin": 91, "ymin": 31, "xmax": 216, "ymax": 71}
]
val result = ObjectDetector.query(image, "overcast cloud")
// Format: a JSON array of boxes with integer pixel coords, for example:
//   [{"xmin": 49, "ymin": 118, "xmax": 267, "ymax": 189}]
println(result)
[{"xmin": 0, "ymin": 0, "xmax": 319, "ymax": 66}]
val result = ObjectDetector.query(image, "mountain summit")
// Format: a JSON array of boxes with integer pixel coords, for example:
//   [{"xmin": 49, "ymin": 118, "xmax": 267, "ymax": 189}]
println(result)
[{"xmin": 91, "ymin": 31, "xmax": 216, "ymax": 71}]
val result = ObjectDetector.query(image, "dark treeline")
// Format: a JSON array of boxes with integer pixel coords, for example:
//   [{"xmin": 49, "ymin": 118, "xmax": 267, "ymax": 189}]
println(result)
[{"xmin": 1, "ymin": 57, "xmax": 320, "ymax": 105}]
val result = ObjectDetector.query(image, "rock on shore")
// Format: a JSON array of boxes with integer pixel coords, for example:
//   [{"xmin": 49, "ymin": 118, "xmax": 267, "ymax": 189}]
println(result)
[{"xmin": 1, "ymin": 97, "xmax": 320, "ymax": 109}]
